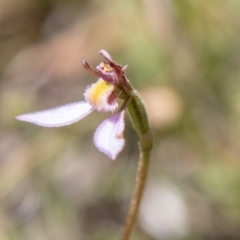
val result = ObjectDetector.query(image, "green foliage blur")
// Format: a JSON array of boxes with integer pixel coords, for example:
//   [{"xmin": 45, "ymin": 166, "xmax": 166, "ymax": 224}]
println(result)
[{"xmin": 1, "ymin": 0, "xmax": 240, "ymax": 239}]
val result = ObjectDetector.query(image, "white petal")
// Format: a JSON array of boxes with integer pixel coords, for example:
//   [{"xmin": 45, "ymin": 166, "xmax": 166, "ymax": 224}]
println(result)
[
  {"xmin": 93, "ymin": 111, "xmax": 125, "ymax": 160},
  {"xmin": 16, "ymin": 101, "xmax": 94, "ymax": 127}
]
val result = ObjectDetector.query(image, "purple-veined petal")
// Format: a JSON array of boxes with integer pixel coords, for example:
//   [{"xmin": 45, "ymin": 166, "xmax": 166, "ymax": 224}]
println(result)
[
  {"xmin": 99, "ymin": 49, "xmax": 113, "ymax": 62},
  {"xmin": 98, "ymin": 49, "xmax": 122, "ymax": 69},
  {"xmin": 16, "ymin": 101, "xmax": 94, "ymax": 127},
  {"xmin": 94, "ymin": 111, "xmax": 125, "ymax": 160}
]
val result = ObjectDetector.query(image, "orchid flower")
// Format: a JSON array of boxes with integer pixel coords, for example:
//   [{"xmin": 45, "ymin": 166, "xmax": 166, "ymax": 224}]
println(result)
[
  {"xmin": 16, "ymin": 50, "xmax": 153, "ymax": 239},
  {"xmin": 16, "ymin": 50, "xmax": 130, "ymax": 160}
]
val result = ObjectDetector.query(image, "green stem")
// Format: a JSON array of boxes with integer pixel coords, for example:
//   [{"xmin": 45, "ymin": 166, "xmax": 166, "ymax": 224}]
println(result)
[
  {"xmin": 120, "ymin": 90, "xmax": 153, "ymax": 240},
  {"xmin": 120, "ymin": 144, "xmax": 151, "ymax": 240}
]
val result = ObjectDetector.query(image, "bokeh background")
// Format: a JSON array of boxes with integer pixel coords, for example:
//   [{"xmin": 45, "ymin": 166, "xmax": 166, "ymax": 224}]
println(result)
[{"xmin": 1, "ymin": 0, "xmax": 240, "ymax": 239}]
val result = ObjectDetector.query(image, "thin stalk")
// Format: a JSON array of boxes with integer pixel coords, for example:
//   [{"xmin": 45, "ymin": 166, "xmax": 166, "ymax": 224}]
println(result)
[{"xmin": 120, "ymin": 147, "xmax": 151, "ymax": 240}]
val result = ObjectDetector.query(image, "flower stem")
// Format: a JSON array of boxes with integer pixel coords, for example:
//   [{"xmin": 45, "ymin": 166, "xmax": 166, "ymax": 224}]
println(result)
[
  {"xmin": 120, "ymin": 141, "xmax": 152, "ymax": 240},
  {"xmin": 120, "ymin": 90, "xmax": 153, "ymax": 240}
]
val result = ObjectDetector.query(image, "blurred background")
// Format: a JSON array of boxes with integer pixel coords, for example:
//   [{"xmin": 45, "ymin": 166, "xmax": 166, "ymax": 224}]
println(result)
[{"xmin": 1, "ymin": 0, "xmax": 240, "ymax": 239}]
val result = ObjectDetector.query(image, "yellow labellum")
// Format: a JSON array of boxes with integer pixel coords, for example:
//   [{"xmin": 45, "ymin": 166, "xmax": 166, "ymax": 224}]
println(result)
[
  {"xmin": 89, "ymin": 79, "xmax": 110, "ymax": 105},
  {"xmin": 84, "ymin": 78, "xmax": 118, "ymax": 112}
]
